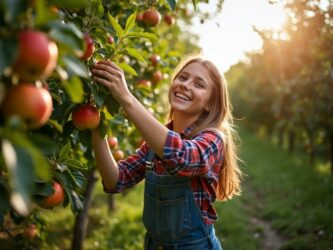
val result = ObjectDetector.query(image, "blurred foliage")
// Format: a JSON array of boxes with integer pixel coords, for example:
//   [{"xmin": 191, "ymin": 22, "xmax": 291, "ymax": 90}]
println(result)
[{"xmin": 227, "ymin": 0, "xmax": 333, "ymax": 172}]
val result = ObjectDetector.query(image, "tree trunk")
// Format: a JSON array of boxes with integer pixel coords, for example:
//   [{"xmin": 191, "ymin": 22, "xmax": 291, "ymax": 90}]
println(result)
[
  {"xmin": 108, "ymin": 195, "xmax": 116, "ymax": 212},
  {"xmin": 277, "ymin": 127, "xmax": 284, "ymax": 148},
  {"xmin": 329, "ymin": 131, "xmax": 333, "ymax": 175},
  {"xmin": 288, "ymin": 130, "xmax": 295, "ymax": 154},
  {"xmin": 71, "ymin": 168, "xmax": 98, "ymax": 250}
]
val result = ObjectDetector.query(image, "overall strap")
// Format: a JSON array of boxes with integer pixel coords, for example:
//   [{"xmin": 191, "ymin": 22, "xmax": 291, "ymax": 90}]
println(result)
[{"xmin": 145, "ymin": 149, "xmax": 155, "ymax": 170}]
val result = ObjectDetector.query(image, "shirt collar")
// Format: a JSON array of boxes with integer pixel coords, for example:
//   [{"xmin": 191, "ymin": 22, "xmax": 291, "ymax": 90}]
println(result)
[{"xmin": 166, "ymin": 121, "xmax": 196, "ymax": 138}]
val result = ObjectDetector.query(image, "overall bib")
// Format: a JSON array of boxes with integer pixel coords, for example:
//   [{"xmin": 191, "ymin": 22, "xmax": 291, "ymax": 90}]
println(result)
[{"xmin": 142, "ymin": 150, "xmax": 223, "ymax": 250}]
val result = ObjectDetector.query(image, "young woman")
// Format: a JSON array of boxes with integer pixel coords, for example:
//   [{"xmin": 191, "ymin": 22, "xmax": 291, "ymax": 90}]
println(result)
[{"xmin": 91, "ymin": 55, "xmax": 242, "ymax": 249}]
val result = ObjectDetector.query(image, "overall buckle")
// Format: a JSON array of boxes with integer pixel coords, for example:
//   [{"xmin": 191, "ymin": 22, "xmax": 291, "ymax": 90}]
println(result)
[{"xmin": 145, "ymin": 160, "xmax": 153, "ymax": 170}]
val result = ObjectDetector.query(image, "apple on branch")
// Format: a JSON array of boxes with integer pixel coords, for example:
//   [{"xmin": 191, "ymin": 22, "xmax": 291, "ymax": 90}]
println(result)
[
  {"xmin": 107, "ymin": 136, "xmax": 118, "ymax": 149},
  {"xmin": 142, "ymin": 9, "xmax": 161, "ymax": 27},
  {"xmin": 39, "ymin": 181, "xmax": 65, "ymax": 209},
  {"xmin": 12, "ymin": 30, "xmax": 58, "ymax": 82},
  {"xmin": 80, "ymin": 33, "xmax": 95, "ymax": 61},
  {"xmin": 1, "ymin": 83, "xmax": 53, "ymax": 129},
  {"xmin": 72, "ymin": 104, "xmax": 100, "ymax": 130}
]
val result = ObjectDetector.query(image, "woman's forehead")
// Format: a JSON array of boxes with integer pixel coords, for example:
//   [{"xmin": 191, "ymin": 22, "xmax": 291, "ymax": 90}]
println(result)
[{"xmin": 180, "ymin": 62, "xmax": 213, "ymax": 82}]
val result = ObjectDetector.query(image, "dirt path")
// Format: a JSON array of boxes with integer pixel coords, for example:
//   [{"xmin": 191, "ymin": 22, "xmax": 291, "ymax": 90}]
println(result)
[
  {"xmin": 244, "ymin": 183, "xmax": 285, "ymax": 250},
  {"xmin": 250, "ymin": 216, "xmax": 283, "ymax": 250}
]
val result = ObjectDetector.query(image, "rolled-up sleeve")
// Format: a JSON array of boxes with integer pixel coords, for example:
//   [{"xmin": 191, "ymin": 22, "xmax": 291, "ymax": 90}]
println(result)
[
  {"xmin": 162, "ymin": 130, "xmax": 224, "ymax": 176},
  {"xmin": 103, "ymin": 142, "xmax": 148, "ymax": 193}
]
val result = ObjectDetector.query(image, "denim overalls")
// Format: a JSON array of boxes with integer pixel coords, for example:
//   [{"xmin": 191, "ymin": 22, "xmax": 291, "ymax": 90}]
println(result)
[{"xmin": 142, "ymin": 150, "xmax": 223, "ymax": 250}]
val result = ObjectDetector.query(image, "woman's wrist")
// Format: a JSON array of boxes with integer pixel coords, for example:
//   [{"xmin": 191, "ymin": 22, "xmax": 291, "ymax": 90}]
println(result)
[{"xmin": 119, "ymin": 92, "xmax": 136, "ymax": 109}]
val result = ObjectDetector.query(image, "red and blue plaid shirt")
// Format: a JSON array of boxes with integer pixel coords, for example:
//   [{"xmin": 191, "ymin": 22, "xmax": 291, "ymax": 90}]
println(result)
[{"xmin": 104, "ymin": 123, "xmax": 224, "ymax": 224}]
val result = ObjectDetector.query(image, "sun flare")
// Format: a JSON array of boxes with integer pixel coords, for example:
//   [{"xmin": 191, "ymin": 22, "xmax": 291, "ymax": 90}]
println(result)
[{"xmin": 252, "ymin": 1, "xmax": 287, "ymax": 30}]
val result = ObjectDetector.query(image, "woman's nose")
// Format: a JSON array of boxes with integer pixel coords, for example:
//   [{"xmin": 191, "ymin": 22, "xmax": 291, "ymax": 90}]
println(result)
[{"xmin": 178, "ymin": 80, "xmax": 190, "ymax": 90}]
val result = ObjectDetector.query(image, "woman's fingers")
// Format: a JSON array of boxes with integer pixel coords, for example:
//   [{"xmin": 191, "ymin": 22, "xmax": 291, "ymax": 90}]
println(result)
[
  {"xmin": 94, "ymin": 75, "xmax": 112, "ymax": 89},
  {"xmin": 92, "ymin": 68, "xmax": 114, "ymax": 81},
  {"xmin": 95, "ymin": 60, "xmax": 123, "ymax": 74}
]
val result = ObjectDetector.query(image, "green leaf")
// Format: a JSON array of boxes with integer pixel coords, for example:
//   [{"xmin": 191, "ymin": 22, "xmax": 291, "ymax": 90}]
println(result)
[
  {"xmin": 63, "ymin": 158, "xmax": 87, "ymax": 170},
  {"xmin": 63, "ymin": 121, "xmax": 75, "ymax": 139},
  {"xmin": 117, "ymin": 62, "xmax": 138, "ymax": 76},
  {"xmin": 108, "ymin": 13, "xmax": 124, "ymax": 38},
  {"xmin": 127, "ymin": 32, "xmax": 158, "ymax": 41},
  {"xmin": 59, "ymin": 141, "xmax": 72, "ymax": 160},
  {"xmin": 166, "ymin": 0, "xmax": 177, "ymax": 11},
  {"xmin": 98, "ymin": 112, "xmax": 108, "ymax": 138},
  {"xmin": 56, "ymin": 163, "xmax": 68, "ymax": 172},
  {"xmin": 70, "ymin": 169, "xmax": 86, "ymax": 189},
  {"xmin": 48, "ymin": 22, "xmax": 84, "ymax": 54},
  {"xmin": 70, "ymin": 190, "xmax": 84, "ymax": 214},
  {"xmin": 78, "ymin": 130, "xmax": 92, "ymax": 147},
  {"xmin": 4, "ymin": 132, "xmax": 51, "ymax": 181},
  {"xmin": 34, "ymin": 0, "xmax": 58, "ymax": 26},
  {"xmin": 105, "ymin": 95, "xmax": 121, "ymax": 116},
  {"xmin": 125, "ymin": 12, "xmax": 136, "ymax": 34},
  {"xmin": 2, "ymin": 0, "xmax": 27, "ymax": 24},
  {"xmin": 0, "ymin": 38, "xmax": 18, "ymax": 75},
  {"xmin": 126, "ymin": 48, "xmax": 145, "ymax": 62},
  {"xmin": 2, "ymin": 140, "xmax": 34, "ymax": 215},
  {"xmin": 32, "ymin": 182, "xmax": 54, "ymax": 197},
  {"xmin": 27, "ymin": 133, "xmax": 56, "ymax": 156},
  {"xmin": 62, "ymin": 76, "xmax": 85, "ymax": 103},
  {"xmin": 89, "ymin": 82, "xmax": 106, "ymax": 108},
  {"xmin": 62, "ymin": 56, "xmax": 89, "ymax": 78}
]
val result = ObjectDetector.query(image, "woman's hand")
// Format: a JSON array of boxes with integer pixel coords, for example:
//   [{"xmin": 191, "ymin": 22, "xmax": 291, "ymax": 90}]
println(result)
[
  {"xmin": 92, "ymin": 60, "xmax": 133, "ymax": 105},
  {"xmin": 93, "ymin": 61, "xmax": 168, "ymax": 158}
]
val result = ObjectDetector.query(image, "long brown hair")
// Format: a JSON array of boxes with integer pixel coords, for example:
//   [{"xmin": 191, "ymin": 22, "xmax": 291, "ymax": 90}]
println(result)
[{"xmin": 168, "ymin": 55, "xmax": 243, "ymax": 201}]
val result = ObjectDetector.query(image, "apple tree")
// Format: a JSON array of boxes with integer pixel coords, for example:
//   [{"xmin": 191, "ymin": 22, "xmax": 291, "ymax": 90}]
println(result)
[
  {"xmin": 228, "ymin": 0, "xmax": 333, "ymax": 171},
  {"xmin": 0, "ymin": 0, "xmax": 223, "ymax": 248}
]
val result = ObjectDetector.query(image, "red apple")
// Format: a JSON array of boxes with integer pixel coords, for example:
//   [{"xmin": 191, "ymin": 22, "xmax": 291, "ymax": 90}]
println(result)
[
  {"xmin": 23, "ymin": 224, "xmax": 39, "ymax": 240},
  {"xmin": 152, "ymin": 70, "xmax": 163, "ymax": 84},
  {"xmin": 1, "ymin": 83, "xmax": 53, "ymax": 129},
  {"xmin": 12, "ymin": 30, "xmax": 58, "ymax": 81},
  {"xmin": 39, "ymin": 181, "xmax": 65, "ymax": 209},
  {"xmin": 149, "ymin": 54, "xmax": 160, "ymax": 66},
  {"xmin": 72, "ymin": 104, "xmax": 100, "ymax": 130},
  {"xmin": 164, "ymin": 14, "xmax": 175, "ymax": 25},
  {"xmin": 107, "ymin": 136, "xmax": 118, "ymax": 149},
  {"xmin": 142, "ymin": 9, "xmax": 161, "ymax": 27},
  {"xmin": 80, "ymin": 33, "xmax": 95, "ymax": 61},
  {"xmin": 137, "ymin": 79, "xmax": 152, "ymax": 88},
  {"xmin": 112, "ymin": 149, "xmax": 125, "ymax": 162}
]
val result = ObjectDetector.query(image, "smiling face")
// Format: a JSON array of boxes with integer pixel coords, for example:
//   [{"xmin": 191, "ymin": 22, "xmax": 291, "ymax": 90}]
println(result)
[{"xmin": 168, "ymin": 62, "xmax": 214, "ymax": 121}]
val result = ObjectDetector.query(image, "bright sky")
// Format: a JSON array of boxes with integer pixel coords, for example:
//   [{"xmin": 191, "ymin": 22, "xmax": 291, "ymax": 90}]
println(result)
[{"xmin": 190, "ymin": 0, "xmax": 287, "ymax": 73}]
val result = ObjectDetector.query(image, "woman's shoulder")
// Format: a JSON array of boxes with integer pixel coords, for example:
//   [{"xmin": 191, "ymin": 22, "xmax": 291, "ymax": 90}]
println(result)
[{"xmin": 195, "ymin": 128, "xmax": 225, "ymax": 142}]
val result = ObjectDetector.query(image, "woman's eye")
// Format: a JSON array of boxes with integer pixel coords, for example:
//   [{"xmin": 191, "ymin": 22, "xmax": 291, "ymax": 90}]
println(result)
[
  {"xmin": 195, "ymin": 82, "xmax": 204, "ymax": 88},
  {"xmin": 178, "ymin": 75, "xmax": 186, "ymax": 81}
]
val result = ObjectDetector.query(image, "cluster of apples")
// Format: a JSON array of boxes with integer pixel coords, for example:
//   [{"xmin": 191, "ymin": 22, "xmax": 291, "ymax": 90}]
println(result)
[
  {"xmin": 1, "ymin": 30, "xmax": 58, "ymax": 129},
  {"xmin": 71, "ymin": 33, "xmax": 101, "ymax": 131},
  {"xmin": 136, "ymin": 9, "xmax": 175, "ymax": 27},
  {"xmin": 107, "ymin": 136, "xmax": 125, "ymax": 162}
]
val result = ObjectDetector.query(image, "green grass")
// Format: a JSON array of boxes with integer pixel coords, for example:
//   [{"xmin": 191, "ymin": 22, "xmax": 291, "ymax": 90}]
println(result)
[
  {"xmin": 238, "ymin": 125, "xmax": 333, "ymax": 250},
  {"xmin": 36, "ymin": 126, "xmax": 333, "ymax": 250}
]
